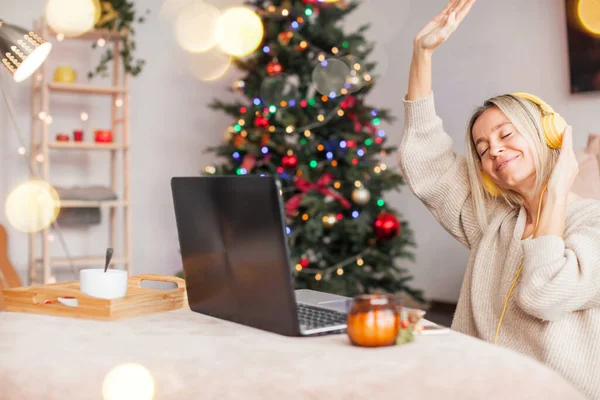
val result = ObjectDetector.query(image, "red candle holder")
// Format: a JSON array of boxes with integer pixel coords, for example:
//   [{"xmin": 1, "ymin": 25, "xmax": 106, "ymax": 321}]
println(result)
[
  {"xmin": 73, "ymin": 130, "xmax": 83, "ymax": 142},
  {"xmin": 94, "ymin": 130, "xmax": 112, "ymax": 143},
  {"xmin": 56, "ymin": 133, "xmax": 69, "ymax": 142}
]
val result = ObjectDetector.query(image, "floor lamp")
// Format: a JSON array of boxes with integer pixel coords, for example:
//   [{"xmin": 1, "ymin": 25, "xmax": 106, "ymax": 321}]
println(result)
[{"xmin": 0, "ymin": 19, "xmax": 76, "ymax": 284}]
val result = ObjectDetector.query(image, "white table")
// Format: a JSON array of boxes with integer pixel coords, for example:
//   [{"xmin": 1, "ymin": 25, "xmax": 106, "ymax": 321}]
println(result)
[{"xmin": 0, "ymin": 308, "xmax": 586, "ymax": 399}]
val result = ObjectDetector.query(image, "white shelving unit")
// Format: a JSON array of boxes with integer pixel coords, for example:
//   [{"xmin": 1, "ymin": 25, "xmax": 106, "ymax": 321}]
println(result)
[{"xmin": 28, "ymin": 19, "xmax": 132, "ymax": 284}]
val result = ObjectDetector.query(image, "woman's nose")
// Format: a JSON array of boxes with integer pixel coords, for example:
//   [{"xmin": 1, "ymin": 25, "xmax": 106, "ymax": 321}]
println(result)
[{"xmin": 489, "ymin": 143, "xmax": 505, "ymax": 157}]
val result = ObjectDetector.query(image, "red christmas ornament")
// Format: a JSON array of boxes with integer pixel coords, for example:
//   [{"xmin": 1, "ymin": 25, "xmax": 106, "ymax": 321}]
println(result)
[
  {"xmin": 299, "ymin": 258, "xmax": 309, "ymax": 268},
  {"xmin": 254, "ymin": 115, "xmax": 269, "ymax": 128},
  {"xmin": 373, "ymin": 212, "xmax": 400, "ymax": 240},
  {"xmin": 267, "ymin": 60, "xmax": 283, "ymax": 76},
  {"xmin": 282, "ymin": 154, "xmax": 298, "ymax": 169}
]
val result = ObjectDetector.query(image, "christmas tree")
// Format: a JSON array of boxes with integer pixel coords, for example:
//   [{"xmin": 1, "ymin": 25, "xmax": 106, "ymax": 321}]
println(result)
[{"xmin": 203, "ymin": 0, "xmax": 423, "ymax": 301}]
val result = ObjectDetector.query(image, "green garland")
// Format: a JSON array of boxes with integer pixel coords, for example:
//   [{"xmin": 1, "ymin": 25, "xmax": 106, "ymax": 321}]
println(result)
[{"xmin": 88, "ymin": 0, "xmax": 150, "ymax": 79}]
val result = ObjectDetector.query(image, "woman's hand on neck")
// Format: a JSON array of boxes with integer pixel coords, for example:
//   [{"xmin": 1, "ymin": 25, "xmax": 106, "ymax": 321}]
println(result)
[{"xmin": 522, "ymin": 187, "xmax": 576, "ymax": 239}]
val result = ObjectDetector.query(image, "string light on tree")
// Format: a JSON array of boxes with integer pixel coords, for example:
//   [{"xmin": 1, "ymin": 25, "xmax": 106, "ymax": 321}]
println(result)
[
  {"xmin": 321, "ymin": 213, "xmax": 337, "ymax": 229},
  {"xmin": 233, "ymin": 80, "xmax": 245, "ymax": 93}
]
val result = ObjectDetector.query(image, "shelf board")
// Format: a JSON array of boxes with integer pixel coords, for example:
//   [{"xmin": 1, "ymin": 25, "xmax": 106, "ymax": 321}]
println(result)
[
  {"xmin": 49, "ymin": 142, "xmax": 127, "ymax": 150},
  {"xmin": 47, "ymin": 82, "xmax": 127, "ymax": 95},
  {"xmin": 47, "ymin": 27, "xmax": 128, "ymax": 42},
  {"xmin": 60, "ymin": 200, "xmax": 128, "ymax": 208},
  {"xmin": 35, "ymin": 257, "xmax": 128, "ymax": 268}
]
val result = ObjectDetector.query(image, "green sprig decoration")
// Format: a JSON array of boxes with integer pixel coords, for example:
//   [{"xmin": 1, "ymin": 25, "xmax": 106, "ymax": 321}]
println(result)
[{"xmin": 88, "ymin": 0, "xmax": 150, "ymax": 79}]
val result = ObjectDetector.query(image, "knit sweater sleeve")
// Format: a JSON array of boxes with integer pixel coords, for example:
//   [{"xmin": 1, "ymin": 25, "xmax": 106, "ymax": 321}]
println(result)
[
  {"xmin": 517, "ymin": 217, "xmax": 600, "ymax": 321},
  {"xmin": 397, "ymin": 93, "xmax": 481, "ymax": 249}
]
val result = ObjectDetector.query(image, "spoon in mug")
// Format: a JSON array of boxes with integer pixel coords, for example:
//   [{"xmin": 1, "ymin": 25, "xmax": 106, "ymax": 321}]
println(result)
[{"xmin": 104, "ymin": 248, "xmax": 114, "ymax": 273}]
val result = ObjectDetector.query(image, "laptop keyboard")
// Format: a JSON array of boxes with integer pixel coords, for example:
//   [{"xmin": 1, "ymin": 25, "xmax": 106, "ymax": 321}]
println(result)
[{"xmin": 297, "ymin": 303, "xmax": 348, "ymax": 330}]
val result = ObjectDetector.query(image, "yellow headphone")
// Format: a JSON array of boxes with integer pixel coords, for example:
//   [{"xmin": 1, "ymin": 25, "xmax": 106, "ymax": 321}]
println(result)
[{"xmin": 481, "ymin": 92, "xmax": 567, "ymax": 197}]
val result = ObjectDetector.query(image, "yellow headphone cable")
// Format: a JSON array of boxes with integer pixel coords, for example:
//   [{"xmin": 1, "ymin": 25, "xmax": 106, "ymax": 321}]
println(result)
[{"xmin": 493, "ymin": 185, "xmax": 546, "ymax": 345}]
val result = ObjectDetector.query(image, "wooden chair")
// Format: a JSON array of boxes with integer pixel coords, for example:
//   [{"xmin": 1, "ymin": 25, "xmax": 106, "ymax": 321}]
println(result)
[{"xmin": 0, "ymin": 224, "xmax": 22, "ymax": 310}]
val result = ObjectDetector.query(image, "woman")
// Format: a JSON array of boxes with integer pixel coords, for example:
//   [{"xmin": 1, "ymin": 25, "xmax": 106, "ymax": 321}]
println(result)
[{"xmin": 397, "ymin": 0, "xmax": 600, "ymax": 398}]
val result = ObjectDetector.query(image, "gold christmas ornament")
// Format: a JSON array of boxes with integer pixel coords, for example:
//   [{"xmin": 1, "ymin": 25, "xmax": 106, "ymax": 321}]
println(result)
[
  {"xmin": 352, "ymin": 187, "xmax": 370, "ymax": 205},
  {"xmin": 321, "ymin": 213, "xmax": 338, "ymax": 229}
]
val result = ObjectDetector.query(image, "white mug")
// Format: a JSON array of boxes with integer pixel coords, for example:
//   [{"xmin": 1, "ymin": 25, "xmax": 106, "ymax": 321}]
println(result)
[{"xmin": 79, "ymin": 268, "xmax": 128, "ymax": 299}]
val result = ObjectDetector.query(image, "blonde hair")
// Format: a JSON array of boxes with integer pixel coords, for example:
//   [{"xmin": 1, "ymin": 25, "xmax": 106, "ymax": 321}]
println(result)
[{"xmin": 465, "ymin": 94, "xmax": 560, "ymax": 230}]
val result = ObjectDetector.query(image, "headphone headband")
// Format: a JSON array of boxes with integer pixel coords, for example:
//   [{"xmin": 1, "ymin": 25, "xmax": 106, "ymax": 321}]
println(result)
[{"xmin": 510, "ymin": 92, "xmax": 555, "ymax": 115}]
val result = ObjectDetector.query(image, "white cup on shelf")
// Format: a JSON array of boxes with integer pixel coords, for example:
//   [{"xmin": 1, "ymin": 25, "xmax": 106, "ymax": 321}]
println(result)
[{"xmin": 79, "ymin": 268, "xmax": 128, "ymax": 299}]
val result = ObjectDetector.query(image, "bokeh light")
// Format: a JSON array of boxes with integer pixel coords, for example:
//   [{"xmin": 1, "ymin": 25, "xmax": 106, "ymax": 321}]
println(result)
[
  {"xmin": 45, "ymin": 0, "xmax": 98, "ymax": 37},
  {"xmin": 311, "ymin": 58, "xmax": 351, "ymax": 97},
  {"xmin": 215, "ymin": 7, "xmax": 264, "ymax": 56},
  {"xmin": 5, "ymin": 180, "xmax": 60, "ymax": 233},
  {"xmin": 102, "ymin": 363, "xmax": 155, "ymax": 400},
  {"xmin": 188, "ymin": 46, "xmax": 231, "ymax": 81},
  {"xmin": 578, "ymin": 0, "xmax": 600, "ymax": 35},
  {"xmin": 174, "ymin": 2, "xmax": 221, "ymax": 52}
]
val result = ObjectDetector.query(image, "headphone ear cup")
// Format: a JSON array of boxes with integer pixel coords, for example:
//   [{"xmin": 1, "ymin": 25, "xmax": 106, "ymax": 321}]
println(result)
[
  {"xmin": 481, "ymin": 171, "xmax": 502, "ymax": 197},
  {"xmin": 544, "ymin": 112, "xmax": 567, "ymax": 149}
]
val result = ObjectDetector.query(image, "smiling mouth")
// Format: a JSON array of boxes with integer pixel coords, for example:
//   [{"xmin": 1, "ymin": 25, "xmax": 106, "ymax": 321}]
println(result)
[{"xmin": 496, "ymin": 155, "xmax": 518, "ymax": 171}]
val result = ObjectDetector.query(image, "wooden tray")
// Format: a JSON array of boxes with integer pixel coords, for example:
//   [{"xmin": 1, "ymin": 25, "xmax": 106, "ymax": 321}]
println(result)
[{"xmin": 1, "ymin": 274, "xmax": 188, "ymax": 321}]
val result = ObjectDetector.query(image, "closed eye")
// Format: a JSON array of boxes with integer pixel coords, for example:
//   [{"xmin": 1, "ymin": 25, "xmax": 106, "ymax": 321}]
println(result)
[
  {"xmin": 479, "ymin": 148, "xmax": 488, "ymax": 157},
  {"xmin": 502, "ymin": 132, "xmax": 513, "ymax": 139}
]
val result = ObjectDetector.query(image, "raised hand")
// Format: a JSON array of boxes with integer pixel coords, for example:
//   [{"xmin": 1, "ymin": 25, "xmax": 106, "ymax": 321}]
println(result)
[{"xmin": 414, "ymin": 0, "xmax": 477, "ymax": 54}]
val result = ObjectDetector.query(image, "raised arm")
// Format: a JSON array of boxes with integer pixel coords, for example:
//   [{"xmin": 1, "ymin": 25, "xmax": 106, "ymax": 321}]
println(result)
[{"xmin": 397, "ymin": 0, "xmax": 482, "ymax": 249}]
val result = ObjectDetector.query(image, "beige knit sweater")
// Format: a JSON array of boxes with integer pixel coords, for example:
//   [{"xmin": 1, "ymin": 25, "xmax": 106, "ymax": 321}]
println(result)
[{"xmin": 397, "ymin": 93, "xmax": 600, "ymax": 399}]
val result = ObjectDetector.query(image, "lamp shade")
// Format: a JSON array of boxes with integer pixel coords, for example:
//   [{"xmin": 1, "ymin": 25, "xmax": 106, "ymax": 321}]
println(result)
[{"xmin": 0, "ymin": 20, "xmax": 52, "ymax": 83}]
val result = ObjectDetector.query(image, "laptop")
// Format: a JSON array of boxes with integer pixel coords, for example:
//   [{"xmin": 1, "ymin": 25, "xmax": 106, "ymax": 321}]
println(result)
[{"xmin": 170, "ymin": 175, "xmax": 350, "ymax": 337}]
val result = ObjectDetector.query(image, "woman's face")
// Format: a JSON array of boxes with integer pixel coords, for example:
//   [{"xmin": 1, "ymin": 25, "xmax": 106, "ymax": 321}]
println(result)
[{"xmin": 472, "ymin": 107, "xmax": 537, "ymax": 193}]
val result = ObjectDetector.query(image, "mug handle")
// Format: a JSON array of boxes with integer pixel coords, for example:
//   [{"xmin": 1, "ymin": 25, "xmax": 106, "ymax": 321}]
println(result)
[{"xmin": 128, "ymin": 274, "xmax": 186, "ymax": 289}]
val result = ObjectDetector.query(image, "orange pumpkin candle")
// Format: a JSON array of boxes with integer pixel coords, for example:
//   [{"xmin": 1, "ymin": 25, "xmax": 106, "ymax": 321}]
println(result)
[{"xmin": 346, "ymin": 294, "xmax": 400, "ymax": 347}]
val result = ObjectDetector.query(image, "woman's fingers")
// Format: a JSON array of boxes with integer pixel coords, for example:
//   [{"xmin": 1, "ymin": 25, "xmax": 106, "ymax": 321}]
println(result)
[
  {"xmin": 438, "ymin": 11, "xmax": 458, "ymax": 40},
  {"xmin": 455, "ymin": 0, "xmax": 477, "ymax": 23},
  {"xmin": 433, "ymin": 0, "xmax": 459, "ymax": 22}
]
